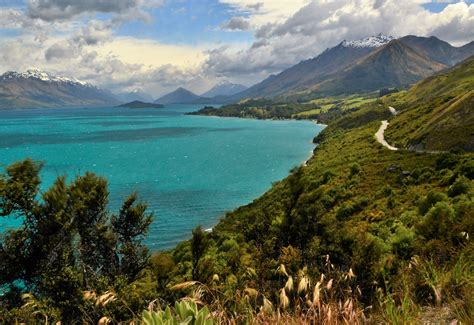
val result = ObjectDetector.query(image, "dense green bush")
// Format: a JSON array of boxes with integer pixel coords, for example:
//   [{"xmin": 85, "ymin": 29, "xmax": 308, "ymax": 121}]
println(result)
[{"xmin": 0, "ymin": 159, "xmax": 153, "ymax": 323}]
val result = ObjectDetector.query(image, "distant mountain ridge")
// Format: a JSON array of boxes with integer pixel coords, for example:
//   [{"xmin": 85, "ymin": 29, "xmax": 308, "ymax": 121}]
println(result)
[
  {"xmin": 115, "ymin": 90, "xmax": 154, "ymax": 103},
  {"xmin": 0, "ymin": 69, "xmax": 119, "ymax": 109},
  {"xmin": 2, "ymin": 34, "xmax": 473, "ymax": 109},
  {"xmin": 1, "ymin": 69, "xmax": 92, "ymax": 86},
  {"xmin": 311, "ymin": 39, "xmax": 448, "ymax": 95},
  {"xmin": 154, "ymin": 84, "xmax": 247, "ymax": 105},
  {"xmin": 201, "ymin": 82, "xmax": 247, "ymax": 97},
  {"xmin": 155, "ymin": 87, "xmax": 202, "ymax": 105},
  {"xmin": 228, "ymin": 34, "xmax": 474, "ymax": 101},
  {"xmin": 399, "ymin": 35, "xmax": 474, "ymax": 66}
]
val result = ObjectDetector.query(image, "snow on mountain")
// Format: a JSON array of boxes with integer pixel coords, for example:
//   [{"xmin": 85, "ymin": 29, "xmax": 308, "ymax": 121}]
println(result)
[
  {"xmin": 0, "ymin": 68, "xmax": 120, "ymax": 109},
  {"xmin": 201, "ymin": 81, "xmax": 247, "ymax": 98},
  {"xmin": 341, "ymin": 33, "xmax": 395, "ymax": 48},
  {"xmin": 0, "ymin": 68, "xmax": 92, "ymax": 87}
]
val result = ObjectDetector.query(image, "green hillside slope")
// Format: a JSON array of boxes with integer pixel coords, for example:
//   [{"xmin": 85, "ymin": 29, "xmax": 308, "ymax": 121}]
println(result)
[
  {"xmin": 385, "ymin": 55, "xmax": 474, "ymax": 151},
  {"xmin": 165, "ymin": 101, "xmax": 473, "ymax": 323},
  {"xmin": 162, "ymin": 58, "xmax": 474, "ymax": 322}
]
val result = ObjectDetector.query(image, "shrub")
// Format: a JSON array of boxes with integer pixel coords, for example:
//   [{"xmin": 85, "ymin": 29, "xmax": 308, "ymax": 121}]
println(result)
[
  {"xmin": 447, "ymin": 176, "xmax": 472, "ymax": 197},
  {"xmin": 389, "ymin": 223, "xmax": 415, "ymax": 259},
  {"xmin": 416, "ymin": 202, "xmax": 455, "ymax": 240},
  {"xmin": 459, "ymin": 159, "xmax": 474, "ymax": 179},
  {"xmin": 349, "ymin": 163, "xmax": 361, "ymax": 178},
  {"xmin": 142, "ymin": 301, "xmax": 214, "ymax": 325},
  {"xmin": 436, "ymin": 153, "xmax": 459, "ymax": 170},
  {"xmin": 418, "ymin": 191, "xmax": 448, "ymax": 215}
]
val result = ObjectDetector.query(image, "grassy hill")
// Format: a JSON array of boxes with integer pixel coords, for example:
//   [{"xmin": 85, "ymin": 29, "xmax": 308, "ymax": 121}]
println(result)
[
  {"xmin": 163, "ymin": 101, "xmax": 473, "ymax": 323},
  {"xmin": 190, "ymin": 94, "xmax": 381, "ymax": 123},
  {"xmin": 160, "ymin": 57, "xmax": 473, "ymax": 323},
  {"xmin": 385, "ymin": 55, "xmax": 474, "ymax": 151}
]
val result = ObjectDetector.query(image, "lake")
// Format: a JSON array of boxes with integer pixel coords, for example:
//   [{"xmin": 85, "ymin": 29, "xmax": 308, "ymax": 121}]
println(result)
[{"xmin": 0, "ymin": 105, "xmax": 323, "ymax": 250}]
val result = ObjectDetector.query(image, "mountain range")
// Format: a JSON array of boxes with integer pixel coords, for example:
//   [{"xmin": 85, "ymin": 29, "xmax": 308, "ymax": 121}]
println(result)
[
  {"xmin": 228, "ymin": 34, "xmax": 474, "ymax": 101},
  {"xmin": 200, "ymin": 82, "xmax": 247, "ymax": 98},
  {"xmin": 154, "ymin": 87, "xmax": 202, "ymax": 105},
  {"xmin": 154, "ymin": 82, "xmax": 247, "ymax": 105},
  {"xmin": 115, "ymin": 90, "xmax": 154, "ymax": 103},
  {"xmin": 0, "ymin": 69, "xmax": 119, "ymax": 109},
  {"xmin": 1, "ymin": 34, "xmax": 473, "ymax": 109}
]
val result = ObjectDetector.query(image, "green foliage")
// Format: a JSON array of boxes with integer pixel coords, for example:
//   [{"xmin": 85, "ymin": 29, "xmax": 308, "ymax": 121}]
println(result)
[
  {"xmin": 418, "ymin": 191, "xmax": 448, "ymax": 215},
  {"xmin": 168, "ymin": 97, "xmax": 473, "ymax": 322},
  {"xmin": 142, "ymin": 301, "xmax": 214, "ymax": 325},
  {"xmin": 191, "ymin": 226, "xmax": 209, "ymax": 281},
  {"xmin": 0, "ymin": 160, "xmax": 154, "ymax": 322},
  {"xmin": 189, "ymin": 94, "xmax": 378, "ymax": 123},
  {"xmin": 349, "ymin": 163, "xmax": 361, "ymax": 178},
  {"xmin": 448, "ymin": 176, "xmax": 472, "ymax": 197},
  {"xmin": 385, "ymin": 56, "xmax": 474, "ymax": 152},
  {"xmin": 0, "ymin": 158, "xmax": 42, "ymax": 217}
]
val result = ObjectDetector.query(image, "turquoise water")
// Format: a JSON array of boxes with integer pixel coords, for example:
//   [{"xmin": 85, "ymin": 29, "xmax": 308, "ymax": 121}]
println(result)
[{"xmin": 0, "ymin": 105, "xmax": 323, "ymax": 250}]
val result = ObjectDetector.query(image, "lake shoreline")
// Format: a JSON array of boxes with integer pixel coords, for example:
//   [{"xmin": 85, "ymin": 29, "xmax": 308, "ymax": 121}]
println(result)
[{"xmin": 0, "ymin": 105, "xmax": 322, "ymax": 251}]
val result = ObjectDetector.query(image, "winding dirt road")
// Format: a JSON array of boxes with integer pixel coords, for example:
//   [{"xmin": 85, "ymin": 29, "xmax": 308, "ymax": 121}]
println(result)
[{"xmin": 374, "ymin": 106, "xmax": 398, "ymax": 151}]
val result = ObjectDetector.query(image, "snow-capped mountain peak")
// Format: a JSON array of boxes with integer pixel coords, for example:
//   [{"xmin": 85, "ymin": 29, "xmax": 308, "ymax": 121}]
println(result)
[
  {"xmin": 1, "ymin": 68, "xmax": 92, "ymax": 87},
  {"xmin": 341, "ymin": 33, "xmax": 395, "ymax": 48}
]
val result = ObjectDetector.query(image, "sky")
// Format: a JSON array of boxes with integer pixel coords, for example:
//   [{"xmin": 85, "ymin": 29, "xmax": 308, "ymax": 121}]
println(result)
[{"xmin": 0, "ymin": 0, "xmax": 473, "ymax": 97}]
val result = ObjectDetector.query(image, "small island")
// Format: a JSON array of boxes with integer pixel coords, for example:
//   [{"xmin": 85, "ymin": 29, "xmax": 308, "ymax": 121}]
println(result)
[{"xmin": 117, "ymin": 100, "xmax": 164, "ymax": 109}]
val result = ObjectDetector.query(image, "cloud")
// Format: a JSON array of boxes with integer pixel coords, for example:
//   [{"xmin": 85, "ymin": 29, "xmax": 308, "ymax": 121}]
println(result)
[
  {"xmin": 427, "ymin": 2, "xmax": 474, "ymax": 44},
  {"xmin": 73, "ymin": 20, "xmax": 113, "ymax": 46},
  {"xmin": 221, "ymin": 16, "xmax": 251, "ymax": 30},
  {"xmin": 0, "ymin": 28, "xmax": 210, "ymax": 96},
  {"xmin": 1, "ymin": 0, "xmax": 473, "ymax": 94},
  {"xmin": 27, "ymin": 0, "xmax": 163, "ymax": 22},
  {"xmin": 246, "ymin": 2, "xmax": 264, "ymax": 11},
  {"xmin": 219, "ymin": 0, "xmax": 311, "ymax": 26},
  {"xmin": 94, "ymin": 37, "xmax": 207, "ymax": 69},
  {"xmin": 0, "ymin": 8, "xmax": 26, "ymax": 28},
  {"xmin": 44, "ymin": 42, "xmax": 76, "ymax": 61},
  {"xmin": 208, "ymin": 0, "xmax": 474, "ymax": 81}
]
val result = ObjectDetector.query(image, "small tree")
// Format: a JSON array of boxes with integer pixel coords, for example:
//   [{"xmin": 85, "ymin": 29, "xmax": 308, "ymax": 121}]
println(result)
[
  {"xmin": 112, "ymin": 193, "xmax": 153, "ymax": 280},
  {"xmin": 0, "ymin": 159, "xmax": 154, "ymax": 321},
  {"xmin": 191, "ymin": 226, "xmax": 209, "ymax": 280}
]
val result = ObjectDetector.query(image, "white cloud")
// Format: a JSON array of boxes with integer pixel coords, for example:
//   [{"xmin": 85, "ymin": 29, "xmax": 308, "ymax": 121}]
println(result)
[
  {"xmin": 0, "ymin": 0, "xmax": 473, "ymax": 94},
  {"xmin": 94, "ymin": 37, "xmax": 207, "ymax": 69},
  {"xmin": 0, "ymin": 31, "xmax": 212, "ymax": 96},
  {"xmin": 427, "ymin": 1, "xmax": 474, "ymax": 45},
  {"xmin": 219, "ymin": 0, "xmax": 311, "ymax": 27},
  {"xmin": 208, "ymin": 0, "xmax": 474, "ymax": 81}
]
